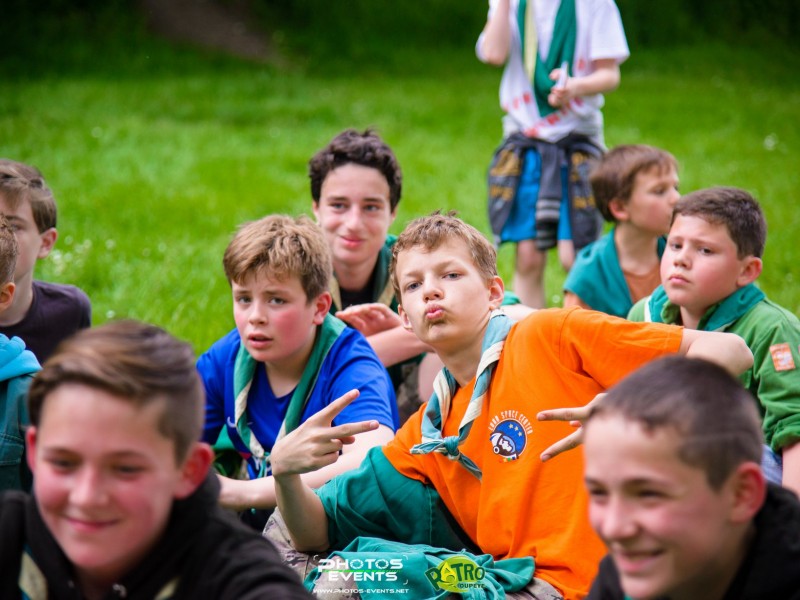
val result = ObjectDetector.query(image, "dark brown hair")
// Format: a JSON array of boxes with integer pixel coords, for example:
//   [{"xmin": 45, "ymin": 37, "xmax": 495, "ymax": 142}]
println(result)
[{"xmin": 309, "ymin": 128, "xmax": 402, "ymax": 210}]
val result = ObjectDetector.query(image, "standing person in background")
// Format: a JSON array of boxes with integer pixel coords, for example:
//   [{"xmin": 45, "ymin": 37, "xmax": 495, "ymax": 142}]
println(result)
[{"xmin": 477, "ymin": 0, "xmax": 629, "ymax": 308}]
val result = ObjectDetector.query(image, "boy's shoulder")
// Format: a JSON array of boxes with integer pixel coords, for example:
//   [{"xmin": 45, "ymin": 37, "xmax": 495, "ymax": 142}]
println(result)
[
  {"xmin": 731, "ymin": 295, "xmax": 800, "ymax": 342},
  {"xmin": 0, "ymin": 334, "xmax": 40, "ymax": 381},
  {"xmin": 33, "ymin": 280, "xmax": 91, "ymax": 310}
]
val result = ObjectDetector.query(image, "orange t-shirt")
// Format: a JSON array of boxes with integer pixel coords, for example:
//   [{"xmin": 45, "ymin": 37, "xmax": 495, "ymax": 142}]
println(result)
[{"xmin": 383, "ymin": 307, "xmax": 683, "ymax": 600}]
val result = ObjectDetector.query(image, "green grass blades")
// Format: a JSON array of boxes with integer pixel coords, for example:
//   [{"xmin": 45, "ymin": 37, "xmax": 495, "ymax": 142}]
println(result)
[{"xmin": 1, "ymin": 10, "xmax": 797, "ymax": 354}]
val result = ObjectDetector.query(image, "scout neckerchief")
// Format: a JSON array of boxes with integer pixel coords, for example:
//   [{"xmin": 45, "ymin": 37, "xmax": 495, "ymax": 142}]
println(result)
[
  {"xmin": 330, "ymin": 235, "xmax": 397, "ymax": 313},
  {"xmin": 645, "ymin": 283, "xmax": 765, "ymax": 331},
  {"xmin": 517, "ymin": 0, "xmax": 577, "ymax": 117},
  {"xmin": 223, "ymin": 313, "xmax": 346, "ymax": 478},
  {"xmin": 410, "ymin": 310, "xmax": 513, "ymax": 480}
]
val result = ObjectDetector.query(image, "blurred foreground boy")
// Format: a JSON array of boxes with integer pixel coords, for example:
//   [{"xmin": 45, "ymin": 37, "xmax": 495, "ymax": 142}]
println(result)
[
  {"xmin": 584, "ymin": 356, "xmax": 800, "ymax": 600},
  {"xmin": 0, "ymin": 320, "xmax": 312, "ymax": 599},
  {"xmin": 270, "ymin": 213, "xmax": 752, "ymax": 599}
]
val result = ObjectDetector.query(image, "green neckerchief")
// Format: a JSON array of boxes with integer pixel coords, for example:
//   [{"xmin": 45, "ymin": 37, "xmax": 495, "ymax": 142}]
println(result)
[
  {"xmin": 411, "ymin": 311, "xmax": 513, "ymax": 480},
  {"xmin": 310, "ymin": 539, "xmax": 534, "ymax": 599},
  {"xmin": 646, "ymin": 283, "xmax": 765, "ymax": 331},
  {"xmin": 566, "ymin": 230, "xmax": 666, "ymax": 318},
  {"xmin": 313, "ymin": 448, "xmax": 534, "ymax": 598},
  {"xmin": 330, "ymin": 235, "xmax": 398, "ymax": 313},
  {"xmin": 517, "ymin": 0, "xmax": 577, "ymax": 117},
  {"xmin": 213, "ymin": 314, "xmax": 346, "ymax": 478}
]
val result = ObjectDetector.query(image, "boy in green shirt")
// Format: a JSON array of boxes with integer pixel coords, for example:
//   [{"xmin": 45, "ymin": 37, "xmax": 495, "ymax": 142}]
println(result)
[{"xmin": 629, "ymin": 187, "xmax": 800, "ymax": 495}]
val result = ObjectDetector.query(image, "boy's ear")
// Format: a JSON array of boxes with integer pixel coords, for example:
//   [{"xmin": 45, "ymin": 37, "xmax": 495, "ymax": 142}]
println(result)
[
  {"xmin": 736, "ymin": 256, "xmax": 762, "ymax": 288},
  {"xmin": 312, "ymin": 291, "xmax": 332, "ymax": 324},
  {"xmin": 173, "ymin": 442, "xmax": 214, "ymax": 500},
  {"xmin": 37, "ymin": 227, "xmax": 57, "ymax": 259},
  {"xmin": 608, "ymin": 198, "xmax": 628, "ymax": 222},
  {"xmin": 488, "ymin": 276, "xmax": 505, "ymax": 310},
  {"xmin": 726, "ymin": 461, "xmax": 767, "ymax": 524},
  {"xmin": 0, "ymin": 281, "xmax": 15, "ymax": 312},
  {"xmin": 25, "ymin": 426, "xmax": 38, "ymax": 474},
  {"xmin": 398, "ymin": 304, "xmax": 413, "ymax": 332}
]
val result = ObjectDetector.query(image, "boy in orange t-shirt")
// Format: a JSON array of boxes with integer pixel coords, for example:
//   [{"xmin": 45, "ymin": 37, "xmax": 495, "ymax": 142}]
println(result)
[{"xmin": 269, "ymin": 213, "xmax": 752, "ymax": 600}]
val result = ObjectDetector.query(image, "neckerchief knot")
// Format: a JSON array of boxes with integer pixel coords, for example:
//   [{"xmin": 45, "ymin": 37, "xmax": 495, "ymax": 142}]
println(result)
[{"xmin": 410, "ymin": 310, "xmax": 513, "ymax": 479}]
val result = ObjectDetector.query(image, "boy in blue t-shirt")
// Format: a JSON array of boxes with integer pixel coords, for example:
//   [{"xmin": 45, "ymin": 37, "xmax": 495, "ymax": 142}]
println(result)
[{"xmin": 198, "ymin": 214, "xmax": 397, "ymax": 523}]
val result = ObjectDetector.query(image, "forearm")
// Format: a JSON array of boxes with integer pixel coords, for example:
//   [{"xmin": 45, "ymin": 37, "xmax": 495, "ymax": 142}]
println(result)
[
  {"xmin": 368, "ymin": 326, "xmax": 432, "ymax": 367},
  {"xmin": 218, "ymin": 427, "xmax": 393, "ymax": 511},
  {"xmin": 274, "ymin": 473, "xmax": 331, "ymax": 552},
  {"xmin": 680, "ymin": 330, "xmax": 753, "ymax": 376},
  {"xmin": 568, "ymin": 60, "xmax": 620, "ymax": 96},
  {"xmin": 478, "ymin": 0, "xmax": 511, "ymax": 65},
  {"xmin": 781, "ymin": 441, "xmax": 800, "ymax": 496}
]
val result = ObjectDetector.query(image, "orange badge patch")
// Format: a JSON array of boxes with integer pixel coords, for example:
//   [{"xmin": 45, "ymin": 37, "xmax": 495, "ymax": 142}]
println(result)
[{"xmin": 770, "ymin": 343, "xmax": 796, "ymax": 372}]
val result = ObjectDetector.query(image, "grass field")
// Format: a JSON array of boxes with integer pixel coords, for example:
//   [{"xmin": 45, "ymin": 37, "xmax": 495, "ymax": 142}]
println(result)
[{"xmin": 1, "ymin": 10, "xmax": 798, "ymax": 355}]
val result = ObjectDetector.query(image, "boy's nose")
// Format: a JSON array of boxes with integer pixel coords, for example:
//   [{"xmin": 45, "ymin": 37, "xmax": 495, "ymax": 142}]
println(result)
[
  {"xmin": 70, "ymin": 467, "xmax": 109, "ymax": 508},
  {"xmin": 344, "ymin": 206, "xmax": 361, "ymax": 229},
  {"xmin": 248, "ymin": 303, "xmax": 267, "ymax": 324},
  {"xmin": 421, "ymin": 277, "xmax": 442, "ymax": 301},
  {"xmin": 597, "ymin": 500, "xmax": 638, "ymax": 541}
]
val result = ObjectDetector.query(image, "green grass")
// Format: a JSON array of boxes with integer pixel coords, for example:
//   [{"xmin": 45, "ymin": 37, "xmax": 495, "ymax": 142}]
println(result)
[{"xmin": 1, "ymin": 12, "xmax": 798, "ymax": 354}]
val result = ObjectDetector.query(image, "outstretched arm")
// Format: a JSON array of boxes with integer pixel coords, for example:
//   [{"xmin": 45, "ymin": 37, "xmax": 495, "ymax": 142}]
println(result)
[
  {"xmin": 478, "ymin": 0, "xmax": 511, "ymax": 65},
  {"xmin": 537, "ymin": 330, "xmax": 753, "ymax": 460},
  {"xmin": 679, "ymin": 329, "xmax": 753, "ymax": 377},
  {"xmin": 218, "ymin": 423, "xmax": 393, "ymax": 511},
  {"xmin": 271, "ymin": 390, "xmax": 382, "ymax": 551}
]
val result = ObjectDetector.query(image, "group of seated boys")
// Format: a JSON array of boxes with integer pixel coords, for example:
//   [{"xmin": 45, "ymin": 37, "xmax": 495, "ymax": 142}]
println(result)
[{"xmin": 0, "ymin": 128, "xmax": 798, "ymax": 600}]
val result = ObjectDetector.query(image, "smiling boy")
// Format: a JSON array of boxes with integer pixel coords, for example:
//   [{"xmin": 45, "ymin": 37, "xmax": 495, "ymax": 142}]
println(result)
[
  {"xmin": 198, "ymin": 214, "xmax": 397, "ymax": 524},
  {"xmin": 270, "ymin": 213, "xmax": 752, "ymax": 599},
  {"xmin": 583, "ymin": 356, "xmax": 800, "ymax": 600},
  {"xmin": 0, "ymin": 320, "xmax": 312, "ymax": 599},
  {"xmin": 628, "ymin": 187, "xmax": 800, "ymax": 495}
]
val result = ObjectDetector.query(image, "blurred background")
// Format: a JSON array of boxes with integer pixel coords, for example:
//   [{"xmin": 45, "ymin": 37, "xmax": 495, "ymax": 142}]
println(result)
[{"xmin": 1, "ymin": 0, "xmax": 797, "ymax": 353}]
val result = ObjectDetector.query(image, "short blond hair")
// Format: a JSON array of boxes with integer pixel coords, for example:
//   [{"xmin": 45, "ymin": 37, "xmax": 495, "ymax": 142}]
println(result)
[
  {"xmin": 390, "ymin": 211, "xmax": 497, "ymax": 299},
  {"xmin": 223, "ymin": 214, "xmax": 331, "ymax": 301}
]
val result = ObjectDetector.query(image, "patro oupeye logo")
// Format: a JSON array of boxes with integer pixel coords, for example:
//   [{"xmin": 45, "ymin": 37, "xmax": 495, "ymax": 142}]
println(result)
[{"xmin": 425, "ymin": 556, "xmax": 487, "ymax": 593}]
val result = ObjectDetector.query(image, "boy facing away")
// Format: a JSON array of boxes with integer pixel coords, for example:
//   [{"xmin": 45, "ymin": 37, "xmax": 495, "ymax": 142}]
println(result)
[
  {"xmin": 269, "ymin": 213, "xmax": 752, "ymax": 599},
  {"xmin": 198, "ymin": 214, "xmax": 397, "ymax": 518},
  {"xmin": 0, "ymin": 215, "xmax": 40, "ymax": 492},
  {"xmin": 563, "ymin": 144, "xmax": 680, "ymax": 317},
  {"xmin": 0, "ymin": 320, "xmax": 313, "ymax": 599},
  {"xmin": 628, "ymin": 187, "xmax": 800, "ymax": 495},
  {"xmin": 0, "ymin": 160, "xmax": 91, "ymax": 363},
  {"xmin": 584, "ymin": 355, "xmax": 800, "ymax": 600}
]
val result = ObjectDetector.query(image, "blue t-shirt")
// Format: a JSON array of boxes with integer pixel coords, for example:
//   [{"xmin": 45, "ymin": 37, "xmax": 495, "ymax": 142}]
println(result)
[{"xmin": 198, "ymin": 326, "xmax": 398, "ymax": 474}]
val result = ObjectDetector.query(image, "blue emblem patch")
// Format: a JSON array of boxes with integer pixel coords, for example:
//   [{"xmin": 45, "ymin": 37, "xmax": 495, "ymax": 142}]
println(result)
[{"xmin": 489, "ymin": 418, "xmax": 528, "ymax": 460}]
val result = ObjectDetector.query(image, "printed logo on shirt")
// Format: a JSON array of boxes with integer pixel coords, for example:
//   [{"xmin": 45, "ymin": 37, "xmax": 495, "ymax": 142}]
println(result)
[
  {"xmin": 770, "ymin": 343, "xmax": 796, "ymax": 371},
  {"xmin": 425, "ymin": 556, "xmax": 486, "ymax": 593},
  {"xmin": 488, "ymin": 410, "xmax": 533, "ymax": 462}
]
